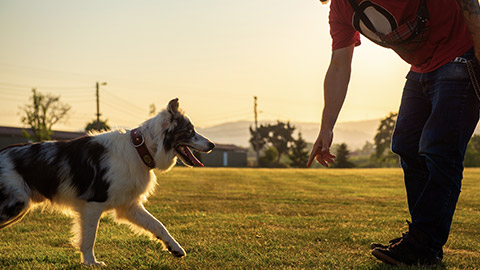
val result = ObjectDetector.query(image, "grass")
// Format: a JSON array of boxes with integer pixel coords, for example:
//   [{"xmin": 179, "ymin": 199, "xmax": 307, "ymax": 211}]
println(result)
[{"xmin": 0, "ymin": 168, "xmax": 479, "ymax": 269}]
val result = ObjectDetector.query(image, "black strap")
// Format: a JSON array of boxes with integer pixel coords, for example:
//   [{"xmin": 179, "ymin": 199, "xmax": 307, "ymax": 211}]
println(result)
[
  {"xmin": 414, "ymin": 0, "xmax": 429, "ymax": 33},
  {"xmin": 347, "ymin": 0, "xmax": 429, "ymax": 38},
  {"xmin": 347, "ymin": 0, "xmax": 378, "ymax": 35}
]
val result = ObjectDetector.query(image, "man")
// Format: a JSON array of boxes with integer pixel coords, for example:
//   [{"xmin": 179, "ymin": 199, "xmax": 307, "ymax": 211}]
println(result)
[{"xmin": 307, "ymin": 0, "xmax": 480, "ymax": 266}]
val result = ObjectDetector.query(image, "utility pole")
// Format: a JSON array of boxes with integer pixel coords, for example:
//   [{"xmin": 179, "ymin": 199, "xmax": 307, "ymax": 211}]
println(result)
[
  {"xmin": 254, "ymin": 96, "xmax": 260, "ymax": 167},
  {"xmin": 96, "ymin": 82, "xmax": 107, "ymax": 130},
  {"xmin": 32, "ymin": 88, "xmax": 39, "ymax": 131}
]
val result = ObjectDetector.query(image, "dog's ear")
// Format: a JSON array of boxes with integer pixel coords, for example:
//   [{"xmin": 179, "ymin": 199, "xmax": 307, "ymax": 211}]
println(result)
[{"xmin": 167, "ymin": 98, "xmax": 179, "ymax": 117}]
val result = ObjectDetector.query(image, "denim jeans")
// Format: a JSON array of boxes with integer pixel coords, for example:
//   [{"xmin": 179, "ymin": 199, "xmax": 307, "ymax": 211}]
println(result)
[{"xmin": 391, "ymin": 48, "xmax": 479, "ymax": 250}]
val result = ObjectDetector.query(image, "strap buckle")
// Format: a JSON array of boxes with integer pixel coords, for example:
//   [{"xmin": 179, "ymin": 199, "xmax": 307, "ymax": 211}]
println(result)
[
  {"xmin": 131, "ymin": 129, "xmax": 145, "ymax": 148},
  {"xmin": 452, "ymin": 57, "xmax": 468, "ymax": 64}
]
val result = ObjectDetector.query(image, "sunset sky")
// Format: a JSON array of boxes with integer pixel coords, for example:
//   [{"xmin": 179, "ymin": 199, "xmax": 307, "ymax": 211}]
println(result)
[{"xmin": 0, "ymin": 0, "xmax": 410, "ymax": 132}]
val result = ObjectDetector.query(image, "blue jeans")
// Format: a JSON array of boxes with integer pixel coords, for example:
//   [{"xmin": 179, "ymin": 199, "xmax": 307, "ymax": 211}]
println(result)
[{"xmin": 391, "ymin": 48, "xmax": 479, "ymax": 250}]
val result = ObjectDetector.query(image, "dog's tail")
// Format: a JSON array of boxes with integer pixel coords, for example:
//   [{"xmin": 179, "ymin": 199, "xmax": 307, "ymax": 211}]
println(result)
[{"xmin": 0, "ymin": 184, "xmax": 30, "ymax": 229}]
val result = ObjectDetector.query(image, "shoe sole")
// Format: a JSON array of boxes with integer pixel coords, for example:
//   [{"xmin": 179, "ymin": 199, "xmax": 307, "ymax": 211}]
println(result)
[
  {"xmin": 371, "ymin": 249, "xmax": 401, "ymax": 266},
  {"xmin": 369, "ymin": 243, "xmax": 388, "ymax": 250}
]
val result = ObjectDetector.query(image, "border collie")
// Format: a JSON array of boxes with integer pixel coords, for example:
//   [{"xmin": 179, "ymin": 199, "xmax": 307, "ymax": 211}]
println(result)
[{"xmin": 0, "ymin": 98, "xmax": 214, "ymax": 266}]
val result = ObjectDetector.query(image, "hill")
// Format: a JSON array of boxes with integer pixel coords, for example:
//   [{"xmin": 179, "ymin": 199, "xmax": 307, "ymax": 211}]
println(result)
[{"xmin": 197, "ymin": 119, "xmax": 380, "ymax": 150}]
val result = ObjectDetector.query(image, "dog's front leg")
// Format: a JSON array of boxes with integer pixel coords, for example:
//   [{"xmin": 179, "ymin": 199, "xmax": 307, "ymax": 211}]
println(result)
[
  {"xmin": 78, "ymin": 202, "xmax": 106, "ymax": 266},
  {"xmin": 119, "ymin": 203, "xmax": 186, "ymax": 257}
]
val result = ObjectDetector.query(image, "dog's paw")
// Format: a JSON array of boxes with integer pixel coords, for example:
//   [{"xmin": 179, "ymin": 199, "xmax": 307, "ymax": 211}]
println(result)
[
  {"xmin": 82, "ymin": 260, "xmax": 106, "ymax": 267},
  {"xmin": 167, "ymin": 245, "xmax": 186, "ymax": 258},
  {"xmin": 171, "ymin": 249, "xmax": 186, "ymax": 258}
]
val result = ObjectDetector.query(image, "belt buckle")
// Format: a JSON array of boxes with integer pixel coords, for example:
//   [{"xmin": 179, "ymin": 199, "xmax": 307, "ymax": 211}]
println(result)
[{"xmin": 452, "ymin": 57, "xmax": 468, "ymax": 64}]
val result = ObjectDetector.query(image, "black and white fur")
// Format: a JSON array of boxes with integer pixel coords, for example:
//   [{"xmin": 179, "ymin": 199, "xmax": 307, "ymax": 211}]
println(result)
[{"xmin": 0, "ymin": 98, "xmax": 214, "ymax": 266}]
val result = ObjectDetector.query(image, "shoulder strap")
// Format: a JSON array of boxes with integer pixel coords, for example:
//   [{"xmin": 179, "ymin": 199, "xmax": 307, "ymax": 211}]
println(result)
[
  {"xmin": 347, "ymin": 0, "xmax": 428, "ymax": 36},
  {"xmin": 416, "ymin": 0, "xmax": 429, "ymax": 25},
  {"xmin": 347, "ymin": 0, "xmax": 378, "ymax": 34}
]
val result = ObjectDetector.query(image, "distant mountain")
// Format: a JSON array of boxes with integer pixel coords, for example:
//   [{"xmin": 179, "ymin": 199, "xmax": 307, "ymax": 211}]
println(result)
[
  {"xmin": 319, "ymin": 119, "xmax": 380, "ymax": 149},
  {"xmin": 197, "ymin": 119, "xmax": 381, "ymax": 150},
  {"xmin": 197, "ymin": 119, "xmax": 480, "ymax": 150}
]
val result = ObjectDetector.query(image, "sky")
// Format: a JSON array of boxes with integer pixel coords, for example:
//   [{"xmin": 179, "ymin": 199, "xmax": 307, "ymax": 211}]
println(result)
[{"xmin": 0, "ymin": 0, "xmax": 410, "ymax": 132}]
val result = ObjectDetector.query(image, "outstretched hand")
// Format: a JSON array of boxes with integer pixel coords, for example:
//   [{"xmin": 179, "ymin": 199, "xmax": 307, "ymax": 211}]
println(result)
[{"xmin": 306, "ymin": 130, "xmax": 336, "ymax": 167}]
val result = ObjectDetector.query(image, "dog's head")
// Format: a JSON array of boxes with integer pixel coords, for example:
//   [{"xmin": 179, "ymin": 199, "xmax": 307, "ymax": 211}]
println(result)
[{"xmin": 150, "ymin": 98, "xmax": 214, "ymax": 168}]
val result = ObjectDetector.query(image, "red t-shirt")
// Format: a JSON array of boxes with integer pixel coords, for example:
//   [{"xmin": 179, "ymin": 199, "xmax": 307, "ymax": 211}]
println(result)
[{"xmin": 329, "ymin": 0, "xmax": 473, "ymax": 73}]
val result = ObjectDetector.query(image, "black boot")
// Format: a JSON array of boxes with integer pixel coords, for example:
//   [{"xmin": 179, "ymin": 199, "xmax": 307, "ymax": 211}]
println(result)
[
  {"xmin": 370, "ymin": 235, "xmax": 404, "ymax": 250},
  {"xmin": 371, "ymin": 221, "xmax": 443, "ymax": 266}
]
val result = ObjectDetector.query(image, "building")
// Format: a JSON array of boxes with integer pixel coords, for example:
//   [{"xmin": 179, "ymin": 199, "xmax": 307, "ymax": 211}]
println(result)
[
  {"xmin": 0, "ymin": 126, "xmax": 248, "ymax": 168},
  {"xmin": 0, "ymin": 126, "xmax": 86, "ymax": 150},
  {"xmin": 199, "ymin": 144, "xmax": 248, "ymax": 167}
]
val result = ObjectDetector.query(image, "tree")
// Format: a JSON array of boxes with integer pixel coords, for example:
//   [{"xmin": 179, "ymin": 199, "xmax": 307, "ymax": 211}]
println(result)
[
  {"xmin": 358, "ymin": 141, "xmax": 375, "ymax": 156},
  {"xmin": 374, "ymin": 112, "xmax": 397, "ymax": 158},
  {"xmin": 332, "ymin": 143, "xmax": 355, "ymax": 168},
  {"xmin": 259, "ymin": 146, "xmax": 279, "ymax": 168},
  {"xmin": 464, "ymin": 134, "xmax": 480, "ymax": 167},
  {"xmin": 288, "ymin": 132, "xmax": 309, "ymax": 168},
  {"xmin": 373, "ymin": 112, "xmax": 398, "ymax": 166},
  {"xmin": 20, "ymin": 89, "xmax": 71, "ymax": 142},
  {"xmin": 85, "ymin": 119, "xmax": 111, "ymax": 132},
  {"xmin": 352, "ymin": 141, "xmax": 378, "ymax": 168},
  {"xmin": 149, "ymin": 103, "xmax": 157, "ymax": 116},
  {"xmin": 268, "ymin": 121, "xmax": 295, "ymax": 164},
  {"xmin": 249, "ymin": 121, "xmax": 295, "ymax": 166},
  {"xmin": 249, "ymin": 125, "xmax": 268, "ymax": 154}
]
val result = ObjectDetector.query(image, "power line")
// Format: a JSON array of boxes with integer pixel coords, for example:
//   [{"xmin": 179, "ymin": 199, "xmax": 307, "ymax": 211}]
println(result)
[
  {"xmin": 0, "ymin": 63, "xmax": 99, "ymax": 83},
  {"xmin": 102, "ymin": 99, "xmax": 147, "ymax": 120},
  {"xmin": 102, "ymin": 89, "xmax": 146, "ymax": 112},
  {"xmin": 0, "ymin": 89, "xmax": 94, "ymax": 103},
  {"xmin": 63, "ymin": 98, "xmax": 95, "ymax": 103},
  {"xmin": 0, "ymin": 82, "xmax": 91, "ymax": 90},
  {"xmin": 0, "ymin": 88, "xmax": 31, "ymax": 95},
  {"xmin": 58, "ymin": 92, "xmax": 93, "ymax": 97},
  {"xmin": 0, "ymin": 93, "xmax": 28, "ymax": 102},
  {"xmin": 198, "ymin": 111, "xmax": 252, "ymax": 125}
]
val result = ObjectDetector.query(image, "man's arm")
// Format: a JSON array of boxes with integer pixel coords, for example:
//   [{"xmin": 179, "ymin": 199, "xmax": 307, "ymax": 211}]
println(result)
[
  {"xmin": 307, "ymin": 44, "xmax": 354, "ymax": 167},
  {"xmin": 457, "ymin": 0, "xmax": 480, "ymax": 61}
]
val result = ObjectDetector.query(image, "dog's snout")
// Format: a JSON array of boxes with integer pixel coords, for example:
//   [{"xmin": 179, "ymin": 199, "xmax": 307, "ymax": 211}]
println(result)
[{"xmin": 208, "ymin": 142, "xmax": 215, "ymax": 151}]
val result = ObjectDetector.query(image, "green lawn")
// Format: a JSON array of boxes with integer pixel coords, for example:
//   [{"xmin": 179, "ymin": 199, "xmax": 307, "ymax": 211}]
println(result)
[{"xmin": 1, "ymin": 168, "xmax": 479, "ymax": 269}]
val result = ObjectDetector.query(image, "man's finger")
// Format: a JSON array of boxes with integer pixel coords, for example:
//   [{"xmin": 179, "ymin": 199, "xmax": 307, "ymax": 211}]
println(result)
[
  {"xmin": 323, "ymin": 157, "xmax": 335, "ymax": 164},
  {"xmin": 316, "ymin": 155, "xmax": 329, "ymax": 167},
  {"xmin": 325, "ymin": 153, "xmax": 336, "ymax": 159},
  {"xmin": 307, "ymin": 149, "xmax": 318, "ymax": 167}
]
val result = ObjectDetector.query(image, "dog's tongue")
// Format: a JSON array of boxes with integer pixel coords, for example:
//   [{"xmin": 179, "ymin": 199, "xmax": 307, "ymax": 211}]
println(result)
[{"xmin": 184, "ymin": 146, "xmax": 204, "ymax": 167}]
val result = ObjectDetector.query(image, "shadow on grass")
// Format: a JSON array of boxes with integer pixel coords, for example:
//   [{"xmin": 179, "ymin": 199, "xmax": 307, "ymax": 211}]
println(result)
[{"xmin": 370, "ymin": 261, "xmax": 447, "ymax": 270}]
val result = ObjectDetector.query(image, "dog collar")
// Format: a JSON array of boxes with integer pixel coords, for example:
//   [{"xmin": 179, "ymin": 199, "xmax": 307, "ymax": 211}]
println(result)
[{"xmin": 131, "ymin": 128, "xmax": 156, "ymax": 169}]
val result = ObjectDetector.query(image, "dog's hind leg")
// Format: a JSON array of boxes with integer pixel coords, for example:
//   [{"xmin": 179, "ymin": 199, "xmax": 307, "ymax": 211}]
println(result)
[
  {"xmin": 75, "ymin": 202, "xmax": 106, "ymax": 266},
  {"xmin": 116, "ymin": 203, "xmax": 186, "ymax": 257}
]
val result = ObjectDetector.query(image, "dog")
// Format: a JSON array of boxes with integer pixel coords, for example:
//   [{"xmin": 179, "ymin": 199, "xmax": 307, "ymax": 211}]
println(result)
[{"xmin": 0, "ymin": 98, "xmax": 214, "ymax": 266}]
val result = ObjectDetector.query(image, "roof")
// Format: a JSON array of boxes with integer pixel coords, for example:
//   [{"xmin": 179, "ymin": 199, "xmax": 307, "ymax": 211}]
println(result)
[
  {"xmin": 0, "ymin": 127, "xmax": 247, "ymax": 152},
  {"xmin": 213, "ymin": 144, "xmax": 248, "ymax": 152},
  {"xmin": 0, "ymin": 126, "xmax": 86, "ymax": 140}
]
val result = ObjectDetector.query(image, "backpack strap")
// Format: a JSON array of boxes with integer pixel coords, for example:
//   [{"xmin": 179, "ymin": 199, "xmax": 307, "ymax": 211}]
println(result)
[
  {"xmin": 347, "ymin": 0, "xmax": 428, "ymax": 36},
  {"xmin": 415, "ymin": 0, "xmax": 429, "ymax": 34},
  {"xmin": 347, "ymin": 0, "xmax": 378, "ymax": 35}
]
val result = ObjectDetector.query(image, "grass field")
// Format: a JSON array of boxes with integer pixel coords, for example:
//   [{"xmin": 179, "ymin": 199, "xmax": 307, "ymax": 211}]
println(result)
[{"xmin": 0, "ymin": 168, "xmax": 479, "ymax": 269}]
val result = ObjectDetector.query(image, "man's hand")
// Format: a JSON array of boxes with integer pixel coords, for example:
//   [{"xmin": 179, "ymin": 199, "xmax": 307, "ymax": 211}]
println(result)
[{"xmin": 307, "ymin": 129, "xmax": 336, "ymax": 167}]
